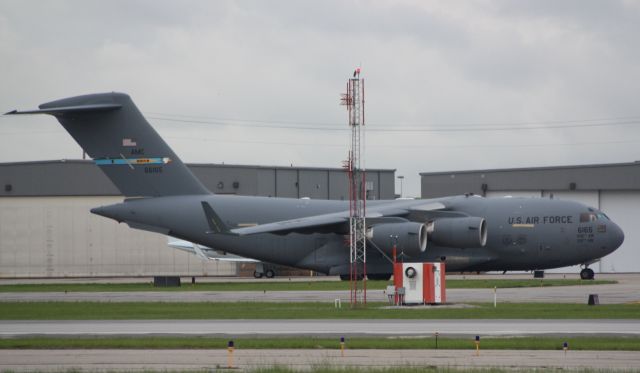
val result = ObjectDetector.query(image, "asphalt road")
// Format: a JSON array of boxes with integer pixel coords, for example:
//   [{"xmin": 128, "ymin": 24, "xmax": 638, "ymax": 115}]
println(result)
[
  {"xmin": 2, "ymin": 319, "xmax": 639, "ymax": 337},
  {"xmin": 1, "ymin": 349, "xmax": 639, "ymax": 371}
]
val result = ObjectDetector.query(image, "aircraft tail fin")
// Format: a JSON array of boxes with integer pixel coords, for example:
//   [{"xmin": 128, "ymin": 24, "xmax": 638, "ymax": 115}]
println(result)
[{"xmin": 6, "ymin": 93, "xmax": 210, "ymax": 197}]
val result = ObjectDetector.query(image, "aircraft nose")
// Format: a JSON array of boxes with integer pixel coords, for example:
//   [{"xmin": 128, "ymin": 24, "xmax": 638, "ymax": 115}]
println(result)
[
  {"xmin": 90, "ymin": 203, "xmax": 124, "ymax": 221},
  {"xmin": 609, "ymin": 222, "xmax": 625, "ymax": 251}
]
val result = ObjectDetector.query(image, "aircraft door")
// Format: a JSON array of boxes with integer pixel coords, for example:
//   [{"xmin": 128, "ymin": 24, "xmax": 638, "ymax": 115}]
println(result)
[{"xmin": 538, "ymin": 241, "xmax": 550, "ymax": 257}]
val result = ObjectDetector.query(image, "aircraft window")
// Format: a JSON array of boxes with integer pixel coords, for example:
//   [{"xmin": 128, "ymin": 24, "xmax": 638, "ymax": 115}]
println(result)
[
  {"xmin": 597, "ymin": 213, "xmax": 609, "ymax": 220},
  {"xmin": 580, "ymin": 213, "xmax": 597, "ymax": 223}
]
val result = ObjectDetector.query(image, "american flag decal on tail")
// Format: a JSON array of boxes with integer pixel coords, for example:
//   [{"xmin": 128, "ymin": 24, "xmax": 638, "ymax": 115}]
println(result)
[{"xmin": 122, "ymin": 138, "xmax": 137, "ymax": 147}]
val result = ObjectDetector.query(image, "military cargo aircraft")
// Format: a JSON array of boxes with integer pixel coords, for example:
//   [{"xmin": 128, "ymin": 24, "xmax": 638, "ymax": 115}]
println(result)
[{"xmin": 6, "ymin": 93, "xmax": 624, "ymax": 280}]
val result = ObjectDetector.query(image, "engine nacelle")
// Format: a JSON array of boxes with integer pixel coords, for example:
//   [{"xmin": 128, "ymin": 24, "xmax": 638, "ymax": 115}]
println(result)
[
  {"xmin": 368, "ymin": 222, "xmax": 427, "ymax": 257},
  {"xmin": 428, "ymin": 217, "xmax": 487, "ymax": 248}
]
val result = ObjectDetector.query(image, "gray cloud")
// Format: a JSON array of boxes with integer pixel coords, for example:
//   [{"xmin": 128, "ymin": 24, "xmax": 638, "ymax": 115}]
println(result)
[{"xmin": 1, "ymin": 0, "xmax": 639, "ymax": 197}]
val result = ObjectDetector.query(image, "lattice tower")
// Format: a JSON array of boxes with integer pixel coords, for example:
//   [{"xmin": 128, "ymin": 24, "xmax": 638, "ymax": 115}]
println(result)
[{"xmin": 341, "ymin": 72, "xmax": 366, "ymax": 306}]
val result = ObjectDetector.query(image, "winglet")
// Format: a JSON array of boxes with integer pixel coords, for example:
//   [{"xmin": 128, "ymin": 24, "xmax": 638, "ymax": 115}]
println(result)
[{"xmin": 201, "ymin": 201, "xmax": 236, "ymax": 235}]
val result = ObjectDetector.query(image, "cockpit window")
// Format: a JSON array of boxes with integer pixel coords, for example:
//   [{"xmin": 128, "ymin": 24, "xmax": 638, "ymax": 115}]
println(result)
[
  {"xmin": 580, "ymin": 213, "xmax": 598, "ymax": 223},
  {"xmin": 597, "ymin": 213, "xmax": 609, "ymax": 220}
]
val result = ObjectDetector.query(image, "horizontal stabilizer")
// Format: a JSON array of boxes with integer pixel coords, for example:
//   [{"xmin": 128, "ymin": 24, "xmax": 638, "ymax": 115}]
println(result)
[
  {"xmin": 5, "ymin": 103, "xmax": 122, "ymax": 116},
  {"xmin": 167, "ymin": 237, "xmax": 258, "ymax": 262}
]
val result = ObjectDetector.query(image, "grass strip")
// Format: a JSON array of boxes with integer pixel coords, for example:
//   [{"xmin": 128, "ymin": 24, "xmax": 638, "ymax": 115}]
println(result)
[
  {"xmin": 1, "ymin": 301, "xmax": 638, "ymax": 320},
  {"xmin": 0, "ymin": 337, "xmax": 640, "ymax": 351},
  {"xmin": 0, "ymin": 279, "xmax": 615, "ymax": 293},
  {"xmin": 1, "ymin": 335, "xmax": 639, "ymax": 351}
]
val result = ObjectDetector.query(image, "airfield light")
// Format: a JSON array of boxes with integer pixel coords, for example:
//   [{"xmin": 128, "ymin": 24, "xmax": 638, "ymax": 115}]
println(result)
[{"xmin": 227, "ymin": 340, "xmax": 235, "ymax": 368}]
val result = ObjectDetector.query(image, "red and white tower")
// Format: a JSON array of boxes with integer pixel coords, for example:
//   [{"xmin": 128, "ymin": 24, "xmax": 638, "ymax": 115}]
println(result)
[{"xmin": 341, "ymin": 68, "xmax": 366, "ymax": 306}]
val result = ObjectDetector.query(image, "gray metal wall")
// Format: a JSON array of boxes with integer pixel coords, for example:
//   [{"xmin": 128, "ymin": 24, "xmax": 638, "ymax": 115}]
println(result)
[
  {"xmin": 1, "ymin": 160, "xmax": 395, "ymax": 200},
  {"xmin": 189, "ymin": 164, "xmax": 395, "ymax": 200},
  {"xmin": 421, "ymin": 162, "xmax": 640, "ymax": 198}
]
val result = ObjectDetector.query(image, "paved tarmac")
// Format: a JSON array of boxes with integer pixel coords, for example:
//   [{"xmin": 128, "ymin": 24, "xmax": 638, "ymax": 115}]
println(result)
[
  {"xmin": 2, "ymin": 281, "xmax": 638, "ymax": 304},
  {"xmin": 1, "ymin": 275, "xmax": 639, "ymax": 371},
  {"xmin": 2, "ymin": 274, "xmax": 638, "ymax": 304},
  {"xmin": 1, "ymin": 349, "xmax": 639, "ymax": 371},
  {"xmin": 2, "ymin": 319, "xmax": 639, "ymax": 337}
]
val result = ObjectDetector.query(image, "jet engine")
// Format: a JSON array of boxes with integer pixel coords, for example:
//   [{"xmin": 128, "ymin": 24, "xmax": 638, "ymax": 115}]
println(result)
[
  {"xmin": 368, "ymin": 222, "xmax": 427, "ymax": 257},
  {"xmin": 428, "ymin": 217, "xmax": 487, "ymax": 248}
]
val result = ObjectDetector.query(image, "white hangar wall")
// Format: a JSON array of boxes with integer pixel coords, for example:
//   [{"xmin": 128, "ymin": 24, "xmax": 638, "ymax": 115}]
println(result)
[
  {"xmin": 422, "ymin": 162, "xmax": 640, "ymax": 274},
  {"xmin": 0, "ymin": 196, "xmax": 235, "ymax": 278},
  {"xmin": 597, "ymin": 191, "xmax": 639, "ymax": 273}
]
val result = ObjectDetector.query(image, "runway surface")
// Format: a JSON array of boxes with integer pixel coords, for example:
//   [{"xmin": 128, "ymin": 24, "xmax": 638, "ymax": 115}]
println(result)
[
  {"xmin": 2, "ymin": 349, "xmax": 639, "ymax": 371},
  {"xmin": 2, "ymin": 319, "xmax": 639, "ymax": 337}
]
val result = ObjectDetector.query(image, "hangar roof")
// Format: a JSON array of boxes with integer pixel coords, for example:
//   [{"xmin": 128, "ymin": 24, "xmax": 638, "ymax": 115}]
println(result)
[
  {"xmin": 1, "ymin": 159, "xmax": 395, "ymax": 198},
  {"xmin": 420, "ymin": 161, "xmax": 640, "ymax": 198}
]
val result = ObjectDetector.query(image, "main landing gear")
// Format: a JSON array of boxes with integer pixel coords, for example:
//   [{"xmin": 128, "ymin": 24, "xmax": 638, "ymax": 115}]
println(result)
[
  {"xmin": 253, "ymin": 269, "xmax": 275, "ymax": 278},
  {"xmin": 580, "ymin": 267, "xmax": 595, "ymax": 280},
  {"xmin": 253, "ymin": 263, "xmax": 276, "ymax": 279}
]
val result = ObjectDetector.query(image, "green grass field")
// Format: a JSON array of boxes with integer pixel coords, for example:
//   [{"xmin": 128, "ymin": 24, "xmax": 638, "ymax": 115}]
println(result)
[
  {"xmin": 1, "ymin": 301, "xmax": 638, "ymax": 320},
  {"xmin": 1, "ymin": 335, "xmax": 638, "ymax": 351},
  {"xmin": 0, "ymin": 279, "xmax": 615, "ymax": 293}
]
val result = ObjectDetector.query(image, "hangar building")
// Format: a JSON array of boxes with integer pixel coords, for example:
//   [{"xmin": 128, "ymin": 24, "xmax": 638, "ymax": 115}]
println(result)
[
  {"xmin": 0, "ymin": 160, "xmax": 395, "ymax": 278},
  {"xmin": 421, "ymin": 162, "xmax": 640, "ymax": 273}
]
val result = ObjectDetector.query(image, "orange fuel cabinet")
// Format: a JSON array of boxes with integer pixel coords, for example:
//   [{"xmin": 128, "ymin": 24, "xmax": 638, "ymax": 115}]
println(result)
[{"xmin": 393, "ymin": 262, "xmax": 446, "ymax": 304}]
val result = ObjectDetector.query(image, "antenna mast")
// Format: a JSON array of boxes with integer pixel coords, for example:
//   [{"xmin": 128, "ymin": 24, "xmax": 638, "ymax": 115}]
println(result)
[{"xmin": 341, "ymin": 67, "xmax": 366, "ymax": 306}]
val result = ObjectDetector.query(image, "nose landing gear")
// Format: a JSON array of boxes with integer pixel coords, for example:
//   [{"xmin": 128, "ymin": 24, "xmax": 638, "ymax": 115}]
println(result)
[{"xmin": 580, "ymin": 267, "xmax": 595, "ymax": 280}]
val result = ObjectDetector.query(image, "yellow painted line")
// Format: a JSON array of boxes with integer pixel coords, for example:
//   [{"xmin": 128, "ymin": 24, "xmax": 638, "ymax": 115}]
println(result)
[
  {"xmin": 512, "ymin": 224, "xmax": 535, "ymax": 228},
  {"xmin": 237, "ymin": 223, "xmax": 258, "ymax": 227}
]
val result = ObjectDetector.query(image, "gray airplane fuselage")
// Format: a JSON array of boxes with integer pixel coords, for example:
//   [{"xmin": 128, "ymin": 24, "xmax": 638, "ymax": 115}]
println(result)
[
  {"xmin": 8, "ymin": 92, "xmax": 624, "ymax": 278},
  {"xmin": 93, "ymin": 193, "xmax": 624, "ymax": 275}
]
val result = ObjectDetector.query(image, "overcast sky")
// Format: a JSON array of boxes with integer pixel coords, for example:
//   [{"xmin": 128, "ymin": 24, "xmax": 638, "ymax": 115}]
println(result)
[{"xmin": 2, "ymin": 0, "xmax": 640, "ymax": 197}]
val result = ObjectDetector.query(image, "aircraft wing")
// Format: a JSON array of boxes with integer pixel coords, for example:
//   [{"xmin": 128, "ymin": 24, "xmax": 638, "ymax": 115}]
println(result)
[
  {"xmin": 230, "ymin": 210, "xmax": 350, "ymax": 235},
  {"xmin": 202, "ymin": 200, "xmax": 446, "ymax": 236}
]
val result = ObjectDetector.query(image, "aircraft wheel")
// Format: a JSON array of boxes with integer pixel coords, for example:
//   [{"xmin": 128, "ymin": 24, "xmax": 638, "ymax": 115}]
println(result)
[
  {"xmin": 580, "ymin": 268, "xmax": 595, "ymax": 280},
  {"xmin": 253, "ymin": 271, "xmax": 263, "ymax": 279},
  {"xmin": 265, "ymin": 269, "xmax": 275, "ymax": 278}
]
